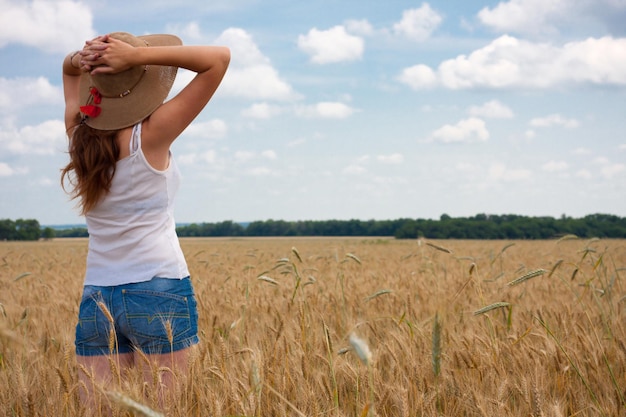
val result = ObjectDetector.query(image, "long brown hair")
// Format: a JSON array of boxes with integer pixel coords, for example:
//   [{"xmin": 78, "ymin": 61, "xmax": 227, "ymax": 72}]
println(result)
[{"xmin": 61, "ymin": 117, "xmax": 120, "ymax": 215}]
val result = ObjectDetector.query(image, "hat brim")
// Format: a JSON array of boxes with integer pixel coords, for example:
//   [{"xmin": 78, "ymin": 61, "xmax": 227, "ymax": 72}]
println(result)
[{"xmin": 79, "ymin": 34, "xmax": 182, "ymax": 131}]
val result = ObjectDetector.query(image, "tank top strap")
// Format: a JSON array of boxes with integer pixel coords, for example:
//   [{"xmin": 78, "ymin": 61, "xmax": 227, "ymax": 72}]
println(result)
[{"xmin": 129, "ymin": 123, "xmax": 143, "ymax": 155}]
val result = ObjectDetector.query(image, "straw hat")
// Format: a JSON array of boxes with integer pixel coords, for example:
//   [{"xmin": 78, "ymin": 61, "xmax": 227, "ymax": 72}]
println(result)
[{"xmin": 79, "ymin": 32, "xmax": 181, "ymax": 130}]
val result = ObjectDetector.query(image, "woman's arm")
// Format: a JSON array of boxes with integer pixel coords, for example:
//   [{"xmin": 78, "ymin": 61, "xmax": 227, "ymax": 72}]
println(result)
[
  {"xmin": 85, "ymin": 35, "xmax": 230, "ymax": 152},
  {"xmin": 63, "ymin": 35, "xmax": 109, "ymax": 133},
  {"xmin": 62, "ymin": 51, "xmax": 84, "ymax": 133}
]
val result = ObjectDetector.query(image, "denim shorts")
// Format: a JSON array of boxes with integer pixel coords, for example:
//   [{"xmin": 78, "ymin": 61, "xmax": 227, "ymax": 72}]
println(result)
[{"xmin": 75, "ymin": 277, "xmax": 199, "ymax": 356}]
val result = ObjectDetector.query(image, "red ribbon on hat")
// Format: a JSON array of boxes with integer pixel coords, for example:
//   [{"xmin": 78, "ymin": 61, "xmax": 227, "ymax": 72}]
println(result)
[{"xmin": 80, "ymin": 87, "xmax": 102, "ymax": 118}]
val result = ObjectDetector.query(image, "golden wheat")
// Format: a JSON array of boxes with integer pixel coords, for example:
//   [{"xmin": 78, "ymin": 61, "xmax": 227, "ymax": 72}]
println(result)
[{"xmin": 0, "ymin": 238, "xmax": 624, "ymax": 416}]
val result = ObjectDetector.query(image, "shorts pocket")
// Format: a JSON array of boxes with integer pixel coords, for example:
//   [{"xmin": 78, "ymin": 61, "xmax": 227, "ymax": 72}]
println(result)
[
  {"xmin": 75, "ymin": 292, "xmax": 101, "ymax": 344},
  {"xmin": 122, "ymin": 289, "xmax": 191, "ymax": 343}
]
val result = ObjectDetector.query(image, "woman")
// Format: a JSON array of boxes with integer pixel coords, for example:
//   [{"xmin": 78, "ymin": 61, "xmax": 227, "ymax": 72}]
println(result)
[{"xmin": 61, "ymin": 32, "xmax": 229, "ymax": 412}]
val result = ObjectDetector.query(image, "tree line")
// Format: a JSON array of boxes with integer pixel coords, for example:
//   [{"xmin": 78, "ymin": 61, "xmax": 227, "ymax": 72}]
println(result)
[{"xmin": 3, "ymin": 213, "xmax": 624, "ymax": 241}]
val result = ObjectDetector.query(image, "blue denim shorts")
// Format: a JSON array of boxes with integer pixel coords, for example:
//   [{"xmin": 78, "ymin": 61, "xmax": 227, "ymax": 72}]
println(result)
[{"xmin": 75, "ymin": 277, "xmax": 199, "ymax": 356}]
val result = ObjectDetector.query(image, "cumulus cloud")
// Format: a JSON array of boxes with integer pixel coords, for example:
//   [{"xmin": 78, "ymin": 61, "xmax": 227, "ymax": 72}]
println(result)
[
  {"xmin": 241, "ymin": 103, "xmax": 283, "ymax": 119},
  {"xmin": 298, "ymin": 26, "xmax": 364, "ymax": 64},
  {"xmin": 530, "ymin": 114, "xmax": 580, "ymax": 128},
  {"xmin": 393, "ymin": 3, "xmax": 443, "ymax": 41},
  {"xmin": 166, "ymin": 21, "xmax": 203, "ymax": 42},
  {"xmin": 295, "ymin": 102, "xmax": 356, "ymax": 119},
  {"xmin": 600, "ymin": 163, "xmax": 625, "ymax": 179},
  {"xmin": 0, "ymin": 162, "xmax": 15, "ymax": 177},
  {"xmin": 468, "ymin": 100, "xmax": 514, "ymax": 119},
  {"xmin": 0, "ymin": 119, "xmax": 66, "ymax": 155},
  {"xmin": 234, "ymin": 151, "xmax": 255, "ymax": 163},
  {"xmin": 478, "ymin": 0, "xmax": 626, "ymax": 37},
  {"xmin": 542, "ymin": 160, "xmax": 569, "ymax": 172},
  {"xmin": 345, "ymin": 19, "xmax": 375, "ymax": 36},
  {"xmin": 0, "ymin": 0, "xmax": 95, "ymax": 53},
  {"xmin": 398, "ymin": 35, "xmax": 626, "ymax": 90},
  {"xmin": 343, "ymin": 164, "xmax": 367, "ymax": 175},
  {"xmin": 489, "ymin": 163, "xmax": 532, "ymax": 181},
  {"xmin": 478, "ymin": 0, "xmax": 566, "ymax": 36},
  {"xmin": 397, "ymin": 65, "xmax": 438, "ymax": 89},
  {"xmin": 377, "ymin": 153, "xmax": 404, "ymax": 164},
  {"xmin": 216, "ymin": 28, "xmax": 298, "ymax": 100},
  {"xmin": 429, "ymin": 118, "xmax": 489, "ymax": 143},
  {"xmin": 0, "ymin": 77, "xmax": 62, "ymax": 111},
  {"xmin": 184, "ymin": 119, "xmax": 228, "ymax": 139},
  {"xmin": 261, "ymin": 150, "xmax": 277, "ymax": 160},
  {"xmin": 177, "ymin": 150, "xmax": 218, "ymax": 166}
]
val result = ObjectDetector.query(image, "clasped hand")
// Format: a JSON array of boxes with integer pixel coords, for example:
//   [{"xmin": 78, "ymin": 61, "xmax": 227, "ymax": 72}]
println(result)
[{"xmin": 78, "ymin": 34, "xmax": 135, "ymax": 75}]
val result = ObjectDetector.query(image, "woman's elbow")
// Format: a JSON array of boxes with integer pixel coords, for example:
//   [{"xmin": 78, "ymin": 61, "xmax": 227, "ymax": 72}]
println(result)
[{"xmin": 218, "ymin": 47, "xmax": 231, "ymax": 70}]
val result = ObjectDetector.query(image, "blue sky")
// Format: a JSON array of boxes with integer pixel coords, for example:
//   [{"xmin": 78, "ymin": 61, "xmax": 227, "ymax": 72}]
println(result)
[{"xmin": 1, "ymin": 0, "xmax": 625, "ymax": 225}]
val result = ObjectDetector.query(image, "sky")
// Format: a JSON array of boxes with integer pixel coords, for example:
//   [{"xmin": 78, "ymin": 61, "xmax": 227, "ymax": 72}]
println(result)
[{"xmin": 0, "ymin": 0, "xmax": 625, "ymax": 226}]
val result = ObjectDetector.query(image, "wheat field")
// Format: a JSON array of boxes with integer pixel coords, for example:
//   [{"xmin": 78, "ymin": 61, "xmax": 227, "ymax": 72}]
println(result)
[{"xmin": 0, "ymin": 237, "xmax": 624, "ymax": 416}]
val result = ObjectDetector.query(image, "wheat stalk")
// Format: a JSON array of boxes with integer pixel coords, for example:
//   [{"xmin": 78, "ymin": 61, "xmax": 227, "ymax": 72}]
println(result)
[
  {"xmin": 473, "ymin": 302, "xmax": 511, "ymax": 316},
  {"xmin": 425, "ymin": 242, "xmax": 452, "ymax": 254},
  {"xmin": 432, "ymin": 313, "xmax": 442, "ymax": 377},
  {"xmin": 364, "ymin": 289, "xmax": 392, "ymax": 302},
  {"xmin": 106, "ymin": 391, "xmax": 164, "ymax": 417},
  {"xmin": 507, "ymin": 269, "xmax": 547, "ymax": 287}
]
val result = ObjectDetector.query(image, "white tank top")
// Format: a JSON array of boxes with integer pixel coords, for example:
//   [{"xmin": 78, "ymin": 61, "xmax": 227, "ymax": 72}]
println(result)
[{"xmin": 84, "ymin": 123, "xmax": 189, "ymax": 286}]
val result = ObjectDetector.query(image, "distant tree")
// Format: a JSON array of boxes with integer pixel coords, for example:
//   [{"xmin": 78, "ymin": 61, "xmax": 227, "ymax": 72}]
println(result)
[
  {"xmin": 15, "ymin": 219, "xmax": 40, "ymax": 241},
  {"xmin": 41, "ymin": 227, "xmax": 56, "ymax": 240},
  {"xmin": 0, "ymin": 219, "xmax": 16, "ymax": 240}
]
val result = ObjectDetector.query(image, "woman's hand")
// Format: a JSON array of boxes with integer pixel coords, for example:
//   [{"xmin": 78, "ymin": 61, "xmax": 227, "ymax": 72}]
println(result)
[{"xmin": 79, "ymin": 34, "xmax": 136, "ymax": 75}]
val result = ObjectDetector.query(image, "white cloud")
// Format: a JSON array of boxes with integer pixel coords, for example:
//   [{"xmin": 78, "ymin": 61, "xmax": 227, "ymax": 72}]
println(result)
[
  {"xmin": 343, "ymin": 164, "xmax": 366, "ymax": 175},
  {"xmin": 178, "ymin": 150, "xmax": 217, "ymax": 165},
  {"xmin": 477, "ymin": 0, "xmax": 566, "ymax": 36},
  {"xmin": 397, "ymin": 64, "xmax": 438, "ymax": 89},
  {"xmin": 295, "ymin": 102, "xmax": 356, "ymax": 119},
  {"xmin": 489, "ymin": 163, "xmax": 532, "ymax": 181},
  {"xmin": 601, "ymin": 163, "xmax": 625, "ymax": 179},
  {"xmin": 298, "ymin": 26, "xmax": 364, "ymax": 64},
  {"xmin": 167, "ymin": 21, "xmax": 203, "ymax": 41},
  {"xmin": 241, "ymin": 103, "xmax": 282, "ymax": 119},
  {"xmin": 0, "ymin": 119, "xmax": 66, "ymax": 155},
  {"xmin": 377, "ymin": 153, "xmax": 404, "ymax": 164},
  {"xmin": 575, "ymin": 169, "xmax": 593, "ymax": 179},
  {"xmin": 0, "ymin": 162, "xmax": 15, "ymax": 177},
  {"xmin": 0, "ymin": 77, "xmax": 62, "ymax": 111},
  {"xmin": 398, "ymin": 35, "xmax": 626, "ymax": 90},
  {"xmin": 572, "ymin": 147, "xmax": 592, "ymax": 155},
  {"xmin": 393, "ymin": 3, "xmax": 443, "ymax": 42},
  {"xmin": 184, "ymin": 119, "xmax": 228, "ymax": 139},
  {"xmin": 216, "ymin": 28, "xmax": 297, "ymax": 100},
  {"xmin": 530, "ymin": 114, "xmax": 580, "ymax": 128},
  {"xmin": 373, "ymin": 176, "xmax": 409, "ymax": 186},
  {"xmin": 345, "ymin": 19, "xmax": 374, "ymax": 36},
  {"xmin": 478, "ymin": 0, "xmax": 626, "ymax": 37},
  {"xmin": 246, "ymin": 167, "xmax": 275, "ymax": 176},
  {"xmin": 0, "ymin": 0, "xmax": 95, "ymax": 53},
  {"xmin": 261, "ymin": 150, "xmax": 277, "ymax": 160},
  {"xmin": 542, "ymin": 160, "xmax": 569, "ymax": 172},
  {"xmin": 429, "ymin": 118, "xmax": 489, "ymax": 143},
  {"xmin": 456, "ymin": 162, "xmax": 477, "ymax": 173},
  {"xmin": 468, "ymin": 100, "xmax": 514, "ymax": 119},
  {"xmin": 287, "ymin": 138, "xmax": 306, "ymax": 148},
  {"xmin": 234, "ymin": 151, "xmax": 255, "ymax": 163}
]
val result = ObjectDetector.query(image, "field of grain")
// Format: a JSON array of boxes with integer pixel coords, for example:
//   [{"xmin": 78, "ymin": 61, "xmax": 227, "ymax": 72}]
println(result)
[{"xmin": 0, "ymin": 237, "xmax": 624, "ymax": 416}]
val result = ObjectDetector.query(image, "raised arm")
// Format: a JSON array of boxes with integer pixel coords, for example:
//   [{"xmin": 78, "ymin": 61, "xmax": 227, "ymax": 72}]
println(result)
[
  {"xmin": 62, "ymin": 50, "xmax": 84, "ymax": 132},
  {"xmin": 83, "ymin": 35, "xmax": 230, "ymax": 150}
]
